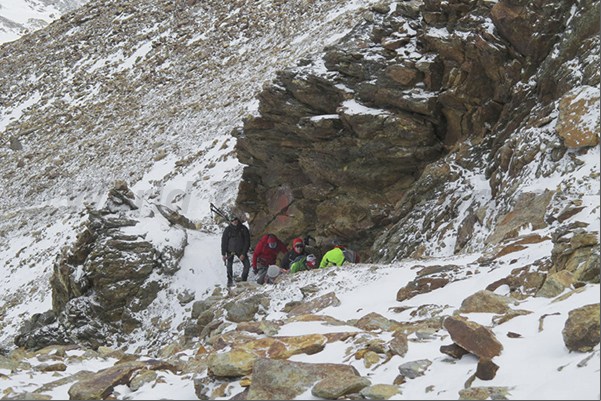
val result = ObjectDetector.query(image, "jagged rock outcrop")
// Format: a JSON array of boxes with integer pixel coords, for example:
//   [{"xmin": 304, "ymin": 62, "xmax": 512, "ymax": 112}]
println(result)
[
  {"xmin": 236, "ymin": 2, "xmax": 462, "ymax": 256},
  {"xmin": 235, "ymin": 0, "xmax": 599, "ymax": 262},
  {"xmin": 14, "ymin": 182, "xmax": 188, "ymax": 350},
  {"xmin": 368, "ymin": 0, "xmax": 599, "ymax": 261}
]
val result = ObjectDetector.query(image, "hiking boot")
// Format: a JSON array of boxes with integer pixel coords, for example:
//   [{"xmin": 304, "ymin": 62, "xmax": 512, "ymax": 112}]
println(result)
[{"xmin": 227, "ymin": 280, "xmax": 233, "ymax": 288}]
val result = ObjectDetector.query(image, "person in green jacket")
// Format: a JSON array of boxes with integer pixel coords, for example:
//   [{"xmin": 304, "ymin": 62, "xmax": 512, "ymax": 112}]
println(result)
[
  {"xmin": 319, "ymin": 242, "xmax": 359, "ymax": 268},
  {"xmin": 289, "ymin": 254, "xmax": 318, "ymax": 273}
]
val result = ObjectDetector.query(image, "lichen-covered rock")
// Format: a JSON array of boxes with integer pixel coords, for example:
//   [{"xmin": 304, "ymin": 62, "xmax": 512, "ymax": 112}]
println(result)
[
  {"xmin": 458, "ymin": 290, "xmax": 517, "ymax": 314},
  {"xmin": 562, "ymin": 303, "xmax": 601, "ymax": 352},
  {"xmin": 354, "ymin": 312, "xmax": 401, "ymax": 332},
  {"xmin": 235, "ymin": 334, "xmax": 327, "ymax": 359},
  {"xmin": 360, "ymin": 384, "xmax": 402, "ymax": 400},
  {"xmin": 458, "ymin": 386, "xmax": 511, "ymax": 400},
  {"xmin": 224, "ymin": 301, "xmax": 259, "ymax": 323},
  {"xmin": 311, "ymin": 374, "xmax": 371, "ymax": 399},
  {"xmin": 388, "ymin": 330, "xmax": 409, "ymax": 358},
  {"xmin": 536, "ymin": 270, "xmax": 577, "ymax": 298},
  {"xmin": 246, "ymin": 358, "xmax": 360, "ymax": 400},
  {"xmin": 207, "ymin": 349, "xmax": 258, "ymax": 377}
]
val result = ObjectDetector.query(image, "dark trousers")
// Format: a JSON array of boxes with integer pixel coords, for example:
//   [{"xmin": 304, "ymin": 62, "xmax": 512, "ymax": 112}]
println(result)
[
  {"xmin": 226, "ymin": 254, "xmax": 251, "ymax": 282},
  {"xmin": 255, "ymin": 263, "xmax": 268, "ymax": 284}
]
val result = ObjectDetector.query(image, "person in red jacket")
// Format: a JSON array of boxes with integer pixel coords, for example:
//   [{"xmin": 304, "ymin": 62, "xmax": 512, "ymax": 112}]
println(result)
[{"xmin": 253, "ymin": 233, "xmax": 288, "ymax": 284}]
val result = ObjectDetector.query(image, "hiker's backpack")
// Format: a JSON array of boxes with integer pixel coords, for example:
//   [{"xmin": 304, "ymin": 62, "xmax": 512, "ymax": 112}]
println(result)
[
  {"xmin": 342, "ymin": 248, "xmax": 359, "ymax": 264},
  {"xmin": 289, "ymin": 255, "xmax": 308, "ymax": 273}
]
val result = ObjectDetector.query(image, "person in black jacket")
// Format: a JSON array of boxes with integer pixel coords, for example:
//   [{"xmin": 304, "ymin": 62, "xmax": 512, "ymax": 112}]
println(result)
[
  {"xmin": 221, "ymin": 214, "xmax": 251, "ymax": 287},
  {"xmin": 280, "ymin": 237, "xmax": 307, "ymax": 271}
]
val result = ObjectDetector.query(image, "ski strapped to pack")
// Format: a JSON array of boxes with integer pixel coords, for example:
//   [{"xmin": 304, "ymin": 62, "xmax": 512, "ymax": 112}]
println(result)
[{"xmin": 210, "ymin": 203, "xmax": 229, "ymax": 220}]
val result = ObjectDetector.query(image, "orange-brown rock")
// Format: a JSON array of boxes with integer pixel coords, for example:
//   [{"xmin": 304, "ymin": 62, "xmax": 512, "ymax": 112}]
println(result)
[
  {"xmin": 555, "ymin": 86, "xmax": 600, "ymax": 148},
  {"xmin": 443, "ymin": 316, "xmax": 503, "ymax": 359},
  {"xmin": 235, "ymin": 334, "xmax": 327, "ymax": 359}
]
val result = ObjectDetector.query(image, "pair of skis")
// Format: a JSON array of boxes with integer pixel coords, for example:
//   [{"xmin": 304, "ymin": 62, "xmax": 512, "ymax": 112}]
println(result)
[{"xmin": 210, "ymin": 203, "xmax": 229, "ymax": 221}]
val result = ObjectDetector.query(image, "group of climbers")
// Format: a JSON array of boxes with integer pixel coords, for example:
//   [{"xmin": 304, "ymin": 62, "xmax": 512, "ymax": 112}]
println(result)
[{"xmin": 220, "ymin": 214, "xmax": 359, "ymax": 287}]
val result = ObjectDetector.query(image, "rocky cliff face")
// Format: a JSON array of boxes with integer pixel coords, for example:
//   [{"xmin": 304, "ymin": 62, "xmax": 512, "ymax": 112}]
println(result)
[
  {"xmin": 235, "ymin": 0, "xmax": 599, "ymax": 262},
  {"xmin": 374, "ymin": 0, "xmax": 600, "ymax": 260}
]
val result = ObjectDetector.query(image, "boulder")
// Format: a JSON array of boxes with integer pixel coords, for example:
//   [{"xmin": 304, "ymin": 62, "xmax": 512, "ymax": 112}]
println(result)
[
  {"xmin": 397, "ymin": 277, "xmax": 450, "ymax": 301},
  {"xmin": 388, "ymin": 330, "xmax": 409, "ymax": 357},
  {"xmin": 27, "ymin": 370, "xmax": 94, "ymax": 397},
  {"xmin": 562, "ymin": 303, "xmax": 600, "ymax": 352},
  {"xmin": 208, "ymin": 331, "xmax": 257, "ymax": 352},
  {"xmin": 440, "ymin": 343, "xmax": 470, "ymax": 359},
  {"xmin": 225, "ymin": 301, "xmax": 259, "ymax": 323},
  {"xmin": 476, "ymin": 358, "xmax": 499, "ymax": 380},
  {"xmin": 246, "ymin": 358, "xmax": 360, "ymax": 400},
  {"xmin": 68, "ymin": 360, "xmax": 176, "ymax": 400},
  {"xmin": 311, "ymin": 374, "xmax": 371, "ymax": 399},
  {"xmin": 207, "ymin": 349, "xmax": 258, "ymax": 377},
  {"xmin": 536, "ymin": 270, "xmax": 576, "ymax": 298},
  {"xmin": 397, "ymin": 359, "xmax": 432, "ymax": 379},
  {"xmin": 458, "ymin": 290, "xmax": 516, "ymax": 314},
  {"xmin": 443, "ymin": 316, "xmax": 503, "ymax": 359},
  {"xmin": 9, "ymin": 136, "xmax": 23, "ymax": 151},
  {"xmin": 354, "ymin": 312, "xmax": 402, "ymax": 331},
  {"xmin": 458, "ymin": 386, "xmax": 511, "ymax": 400},
  {"xmin": 360, "ymin": 384, "xmax": 402, "ymax": 400},
  {"xmin": 235, "ymin": 334, "xmax": 327, "ymax": 359}
]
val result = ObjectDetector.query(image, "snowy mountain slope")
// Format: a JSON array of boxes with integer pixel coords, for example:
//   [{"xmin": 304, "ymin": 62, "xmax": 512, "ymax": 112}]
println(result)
[
  {"xmin": 0, "ymin": 219, "xmax": 599, "ymax": 399},
  {"xmin": 0, "ymin": 0, "xmax": 383, "ymax": 350},
  {"xmin": 0, "ymin": 0, "xmax": 598, "ymax": 399},
  {"xmin": 0, "ymin": 0, "xmax": 86, "ymax": 44}
]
